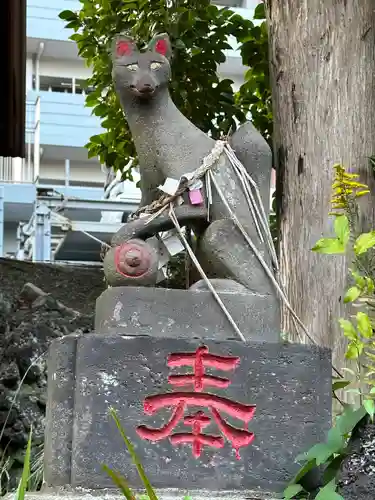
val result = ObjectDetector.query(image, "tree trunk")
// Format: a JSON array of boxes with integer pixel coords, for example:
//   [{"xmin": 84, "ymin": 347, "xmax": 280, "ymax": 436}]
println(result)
[{"xmin": 265, "ymin": 0, "xmax": 375, "ymax": 369}]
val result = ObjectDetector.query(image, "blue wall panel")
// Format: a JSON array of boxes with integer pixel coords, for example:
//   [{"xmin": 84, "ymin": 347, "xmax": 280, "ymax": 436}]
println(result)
[
  {"xmin": 27, "ymin": 1, "xmax": 256, "ymax": 44},
  {"xmin": 28, "ymin": 90, "xmax": 102, "ymax": 148},
  {"xmin": 27, "ymin": 0, "xmax": 80, "ymax": 41}
]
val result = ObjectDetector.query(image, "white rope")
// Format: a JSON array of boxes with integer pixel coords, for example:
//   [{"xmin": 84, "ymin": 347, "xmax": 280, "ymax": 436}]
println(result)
[
  {"xmin": 174, "ymin": 138, "xmax": 308, "ymax": 343},
  {"xmin": 220, "ymin": 146, "xmax": 316, "ymax": 344},
  {"xmin": 137, "ymin": 139, "xmax": 342, "ymax": 376},
  {"xmin": 224, "ymin": 144, "xmax": 279, "ymax": 272},
  {"xmin": 168, "ymin": 203, "xmax": 246, "ymax": 343},
  {"xmin": 208, "ymin": 171, "xmax": 309, "ymax": 343},
  {"xmin": 80, "ymin": 229, "xmax": 111, "ymax": 249}
]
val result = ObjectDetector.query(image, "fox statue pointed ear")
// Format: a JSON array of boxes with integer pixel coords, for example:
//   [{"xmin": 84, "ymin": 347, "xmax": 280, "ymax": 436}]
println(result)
[
  {"xmin": 113, "ymin": 35, "xmax": 137, "ymax": 60},
  {"xmin": 148, "ymin": 33, "xmax": 172, "ymax": 60}
]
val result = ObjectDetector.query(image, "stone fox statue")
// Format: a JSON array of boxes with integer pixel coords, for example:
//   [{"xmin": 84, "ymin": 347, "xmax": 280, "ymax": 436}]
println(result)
[{"xmin": 112, "ymin": 33, "xmax": 275, "ymax": 296}]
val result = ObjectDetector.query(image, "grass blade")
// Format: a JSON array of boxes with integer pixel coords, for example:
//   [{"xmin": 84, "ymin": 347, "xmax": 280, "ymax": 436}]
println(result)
[
  {"xmin": 109, "ymin": 408, "xmax": 158, "ymax": 500},
  {"xmin": 102, "ymin": 464, "xmax": 136, "ymax": 500},
  {"xmin": 14, "ymin": 426, "xmax": 32, "ymax": 500}
]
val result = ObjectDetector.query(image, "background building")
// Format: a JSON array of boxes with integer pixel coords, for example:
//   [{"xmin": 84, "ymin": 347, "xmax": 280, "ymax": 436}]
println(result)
[{"xmin": 0, "ymin": 0, "xmax": 263, "ymax": 263}]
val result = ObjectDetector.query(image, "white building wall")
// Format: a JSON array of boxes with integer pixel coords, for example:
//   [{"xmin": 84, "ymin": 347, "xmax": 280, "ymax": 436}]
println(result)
[
  {"xmin": 223, "ymin": 74, "xmax": 245, "ymax": 92},
  {"xmin": 26, "ymin": 58, "xmax": 33, "ymax": 91},
  {"xmin": 39, "ymin": 57, "xmax": 92, "ymax": 80},
  {"xmin": 39, "ymin": 160, "xmax": 106, "ymax": 185},
  {"xmin": 243, "ymin": 0, "xmax": 258, "ymax": 7}
]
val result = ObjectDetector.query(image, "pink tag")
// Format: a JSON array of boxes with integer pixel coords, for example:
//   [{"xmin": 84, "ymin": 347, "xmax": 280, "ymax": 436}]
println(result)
[{"xmin": 189, "ymin": 189, "xmax": 204, "ymax": 205}]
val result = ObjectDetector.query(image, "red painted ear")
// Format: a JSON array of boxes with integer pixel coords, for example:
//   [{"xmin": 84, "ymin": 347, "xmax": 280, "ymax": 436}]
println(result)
[
  {"xmin": 155, "ymin": 39, "xmax": 168, "ymax": 56},
  {"xmin": 116, "ymin": 40, "xmax": 132, "ymax": 57},
  {"xmin": 148, "ymin": 33, "xmax": 172, "ymax": 59}
]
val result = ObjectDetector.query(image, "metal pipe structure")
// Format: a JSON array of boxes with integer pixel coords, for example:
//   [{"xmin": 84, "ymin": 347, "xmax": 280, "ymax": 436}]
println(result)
[
  {"xmin": 34, "ymin": 42, "xmax": 45, "ymax": 92},
  {"xmin": 65, "ymin": 159, "xmax": 70, "ymax": 187}
]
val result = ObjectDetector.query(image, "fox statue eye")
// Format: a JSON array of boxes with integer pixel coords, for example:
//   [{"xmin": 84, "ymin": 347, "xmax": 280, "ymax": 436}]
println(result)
[
  {"xmin": 150, "ymin": 61, "xmax": 162, "ymax": 70},
  {"xmin": 126, "ymin": 64, "xmax": 138, "ymax": 71}
]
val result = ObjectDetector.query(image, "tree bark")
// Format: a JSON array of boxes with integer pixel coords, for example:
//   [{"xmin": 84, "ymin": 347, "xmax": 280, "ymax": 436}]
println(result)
[{"xmin": 265, "ymin": 0, "xmax": 375, "ymax": 369}]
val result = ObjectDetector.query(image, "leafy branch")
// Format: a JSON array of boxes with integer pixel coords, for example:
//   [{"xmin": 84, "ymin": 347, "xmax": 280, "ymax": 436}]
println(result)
[{"xmin": 59, "ymin": 0, "xmax": 270, "ymax": 177}]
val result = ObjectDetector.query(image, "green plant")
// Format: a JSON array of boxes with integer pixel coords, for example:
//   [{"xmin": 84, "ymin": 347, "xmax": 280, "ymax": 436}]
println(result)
[
  {"xmin": 13, "ymin": 427, "xmax": 32, "ymax": 500},
  {"xmin": 59, "ymin": 0, "xmax": 264, "ymax": 176},
  {"xmin": 0, "ymin": 351, "xmax": 46, "ymax": 496},
  {"xmin": 313, "ymin": 164, "xmax": 375, "ymax": 415},
  {"xmin": 104, "ymin": 408, "xmax": 191, "ymax": 499},
  {"xmin": 236, "ymin": 2, "xmax": 272, "ymax": 146},
  {"xmin": 283, "ymin": 405, "xmax": 366, "ymax": 499},
  {"xmin": 283, "ymin": 162, "xmax": 375, "ymax": 498}
]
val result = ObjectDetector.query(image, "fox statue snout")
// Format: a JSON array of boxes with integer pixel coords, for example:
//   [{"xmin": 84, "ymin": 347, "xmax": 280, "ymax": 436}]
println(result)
[{"xmin": 129, "ymin": 80, "xmax": 157, "ymax": 99}]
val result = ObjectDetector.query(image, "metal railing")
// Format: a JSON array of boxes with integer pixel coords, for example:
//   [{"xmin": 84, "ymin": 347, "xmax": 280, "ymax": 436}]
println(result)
[{"xmin": 0, "ymin": 97, "xmax": 40, "ymax": 183}]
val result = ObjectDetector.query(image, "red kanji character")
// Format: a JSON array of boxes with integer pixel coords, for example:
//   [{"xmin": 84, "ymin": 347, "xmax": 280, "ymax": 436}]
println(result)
[{"xmin": 136, "ymin": 345, "xmax": 256, "ymax": 459}]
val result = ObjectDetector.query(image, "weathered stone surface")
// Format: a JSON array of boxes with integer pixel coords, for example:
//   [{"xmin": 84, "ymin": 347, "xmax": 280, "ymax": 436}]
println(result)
[
  {"xmin": 0, "ymin": 277, "xmax": 95, "ymax": 492},
  {"xmin": 338, "ymin": 416, "xmax": 375, "ymax": 499},
  {"xmin": 95, "ymin": 286, "xmax": 280, "ymax": 343},
  {"xmin": 0, "ymin": 258, "xmax": 105, "ymax": 315},
  {"xmin": 45, "ymin": 333, "xmax": 331, "ymax": 495},
  {"xmin": 112, "ymin": 34, "xmax": 275, "ymax": 295},
  {"xmin": 111, "ymin": 204, "xmax": 208, "ymax": 246},
  {"xmin": 5, "ymin": 486, "xmax": 278, "ymax": 500}
]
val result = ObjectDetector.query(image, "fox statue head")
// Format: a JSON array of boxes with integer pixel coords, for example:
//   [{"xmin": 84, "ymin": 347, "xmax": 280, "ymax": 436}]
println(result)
[{"xmin": 112, "ymin": 33, "xmax": 172, "ymax": 101}]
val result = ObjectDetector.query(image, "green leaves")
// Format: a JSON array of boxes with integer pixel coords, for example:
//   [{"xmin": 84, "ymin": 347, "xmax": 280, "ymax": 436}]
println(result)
[
  {"xmin": 106, "ymin": 408, "xmax": 158, "ymax": 500},
  {"xmin": 103, "ymin": 408, "xmax": 195, "ymax": 499},
  {"xmin": 312, "ymin": 238, "xmax": 347, "ymax": 254},
  {"xmin": 14, "ymin": 427, "xmax": 32, "ymax": 500},
  {"xmin": 335, "ymin": 405, "xmax": 366, "ymax": 435},
  {"xmin": 354, "ymin": 231, "xmax": 375, "ymax": 255},
  {"xmin": 334, "ymin": 215, "xmax": 350, "ymax": 247},
  {"xmin": 312, "ymin": 215, "xmax": 349, "ymax": 254},
  {"xmin": 295, "ymin": 422, "xmax": 348, "ymax": 467},
  {"xmin": 343, "ymin": 286, "xmax": 361, "ymax": 303},
  {"xmin": 61, "ymin": 0, "xmax": 264, "ymax": 173},
  {"xmin": 283, "ymin": 405, "xmax": 367, "ymax": 499},
  {"xmin": 102, "ymin": 465, "xmax": 136, "ymax": 499},
  {"xmin": 253, "ymin": 3, "xmax": 266, "ymax": 20},
  {"xmin": 315, "ymin": 480, "xmax": 343, "ymax": 500},
  {"xmin": 357, "ymin": 312, "xmax": 372, "ymax": 339},
  {"xmin": 237, "ymin": 12, "xmax": 271, "ymax": 144},
  {"xmin": 364, "ymin": 399, "xmax": 375, "ymax": 420},
  {"xmin": 59, "ymin": 10, "xmax": 78, "ymax": 21},
  {"xmin": 283, "ymin": 484, "xmax": 304, "ymax": 499},
  {"xmin": 332, "ymin": 379, "xmax": 351, "ymax": 392},
  {"xmin": 339, "ymin": 312, "xmax": 374, "ymax": 361}
]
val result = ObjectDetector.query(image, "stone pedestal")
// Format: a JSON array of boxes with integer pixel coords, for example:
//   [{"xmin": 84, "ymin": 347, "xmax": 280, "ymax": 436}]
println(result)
[
  {"xmin": 12, "ymin": 488, "xmax": 278, "ymax": 500},
  {"xmin": 95, "ymin": 284, "xmax": 281, "ymax": 343},
  {"xmin": 41, "ymin": 287, "xmax": 331, "ymax": 498}
]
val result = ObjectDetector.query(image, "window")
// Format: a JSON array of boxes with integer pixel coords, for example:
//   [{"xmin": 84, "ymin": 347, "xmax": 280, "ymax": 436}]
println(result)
[
  {"xmin": 38, "ymin": 76, "xmax": 73, "ymax": 93},
  {"xmin": 34, "ymin": 75, "xmax": 95, "ymax": 95},
  {"xmin": 75, "ymin": 79, "xmax": 95, "ymax": 95}
]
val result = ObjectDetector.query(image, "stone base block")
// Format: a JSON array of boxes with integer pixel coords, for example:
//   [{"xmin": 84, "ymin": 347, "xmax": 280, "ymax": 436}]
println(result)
[
  {"xmin": 95, "ymin": 286, "xmax": 280, "ymax": 342},
  {"xmin": 7, "ymin": 487, "xmax": 278, "ymax": 500},
  {"xmin": 44, "ymin": 333, "xmax": 331, "ymax": 496}
]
